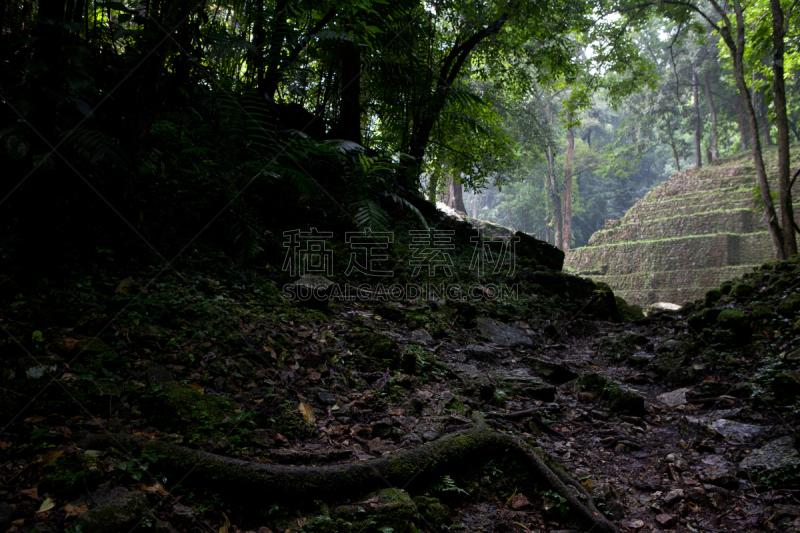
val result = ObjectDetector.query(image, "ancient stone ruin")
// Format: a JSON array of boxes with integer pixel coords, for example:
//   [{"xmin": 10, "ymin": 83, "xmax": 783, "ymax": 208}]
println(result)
[{"xmin": 565, "ymin": 149, "xmax": 800, "ymax": 307}]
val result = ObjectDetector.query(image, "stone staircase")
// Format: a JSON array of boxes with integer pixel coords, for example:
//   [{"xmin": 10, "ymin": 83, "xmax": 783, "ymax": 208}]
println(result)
[{"xmin": 565, "ymin": 148, "xmax": 800, "ymax": 306}]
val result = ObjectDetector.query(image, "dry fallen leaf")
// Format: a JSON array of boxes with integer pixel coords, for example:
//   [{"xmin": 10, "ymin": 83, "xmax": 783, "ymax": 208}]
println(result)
[
  {"xmin": 138, "ymin": 482, "xmax": 168, "ymax": 495},
  {"xmin": 37, "ymin": 497, "xmax": 55, "ymax": 513},
  {"xmin": 298, "ymin": 402, "xmax": 315, "ymax": 423},
  {"xmin": 19, "ymin": 488, "xmax": 40, "ymax": 500},
  {"xmin": 62, "ymin": 337, "xmax": 79, "ymax": 351},
  {"xmin": 219, "ymin": 513, "xmax": 231, "ymax": 533},
  {"xmin": 43, "ymin": 449, "xmax": 64, "ymax": 465},
  {"xmin": 63, "ymin": 502, "xmax": 90, "ymax": 518},
  {"xmin": 187, "ymin": 383, "xmax": 205, "ymax": 394}
]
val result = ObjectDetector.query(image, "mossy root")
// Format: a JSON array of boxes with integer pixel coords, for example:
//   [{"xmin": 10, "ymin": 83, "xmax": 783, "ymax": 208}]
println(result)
[{"xmin": 82, "ymin": 415, "xmax": 616, "ymax": 533}]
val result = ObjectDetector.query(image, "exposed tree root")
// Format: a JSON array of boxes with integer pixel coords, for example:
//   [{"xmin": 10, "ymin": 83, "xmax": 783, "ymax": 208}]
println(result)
[{"xmin": 82, "ymin": 415, "xmax": 617, "ymax": 533}]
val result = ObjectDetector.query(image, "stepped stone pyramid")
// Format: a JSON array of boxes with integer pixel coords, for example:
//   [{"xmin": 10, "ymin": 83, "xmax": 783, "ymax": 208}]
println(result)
[{"xmin": 565, "ymin": 148, "xmax": 800, "ymax": 306}]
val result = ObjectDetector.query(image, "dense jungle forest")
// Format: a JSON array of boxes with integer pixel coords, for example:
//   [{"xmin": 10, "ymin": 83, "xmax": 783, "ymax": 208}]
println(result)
[{"xmin": 5, "ymin": 0, "xmax": 800, "ymax": 532}]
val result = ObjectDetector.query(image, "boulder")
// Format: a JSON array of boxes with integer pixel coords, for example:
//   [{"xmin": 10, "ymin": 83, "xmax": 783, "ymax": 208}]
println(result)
[
  {"xmin": 291, "ymin": 274, "xmax": 335, "ymax": 308},
  {"xmin": 773, "ymin": 371, "xmax": 800, "ymax": 401},
  {"xmin": 739, "ymin": 436, "xmax": 800, "ymax": 485},
  {"xmin": 464, "ymin": 344, "xmax": 497, "ymax": 364},
  {"xmin": 476, "ymin": 317, "xmax": 533, "ymax": 348},
  {"xmin": 446, "ymin": 363, "xmax": 495, "ymax": 400},
  {"xmin": 596, "ymin": 331, "xmax": 648, "ymax": 363},
  {"xmin": 778, "ymin": 293, "xmax": 800, "ymax": 317},
  {"xmin": 408, "ymin": 329, "xmax": 433, "ymax": 345},
  {"xmin": 76, "ymin": 486, "xmax": 151, "ymax": 533},
  {"xmin": 514, "ymin": 231, "xmax": 564, "ymax": 271},
  {"xmin": 491, "ymin": 369, "xmax": 556, "ymax": 402},
  {"xmin": 656, "ymin": 388, "xmax": 691, "ymax": 408},
  {"xmin": 578, "ymin": 373, "xmax": 645, "ymax": 415}
]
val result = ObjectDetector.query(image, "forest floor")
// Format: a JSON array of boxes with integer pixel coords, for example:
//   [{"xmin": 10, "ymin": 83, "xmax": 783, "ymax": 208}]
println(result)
[{"xmin": 2, "ymin": 212, "xmax": 800, "ymax": 533}]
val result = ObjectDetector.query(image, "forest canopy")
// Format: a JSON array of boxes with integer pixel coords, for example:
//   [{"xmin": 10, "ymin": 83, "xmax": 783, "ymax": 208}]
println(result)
[{"xmin": 2, "ymin": 0, "xmax": 800, "ymax": 266}]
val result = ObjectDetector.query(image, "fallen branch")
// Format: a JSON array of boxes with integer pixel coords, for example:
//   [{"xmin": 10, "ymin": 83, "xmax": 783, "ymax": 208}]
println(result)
[{"xmin": 82, "ymin": 415, "xmax": 616, "ymax": 532}]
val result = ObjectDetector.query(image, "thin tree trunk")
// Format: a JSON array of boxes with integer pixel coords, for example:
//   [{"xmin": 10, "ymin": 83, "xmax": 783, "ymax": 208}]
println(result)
[
  {"xmin": 770, "ymin": 0, "xmax": 798, "ymax": 256},
  {"xmin": 472, "ymin": 194, "xmax": 478, "ymax": 218},
  {"xmin": 692, "ymin": 66, "xmax": 703, "ymax": 168},
  {"xmin": 726, "ymin": 0, "xmax": 785, "ymax": 258},
  {"xmin": 545, "ymin": 216, "xmax": 551, "ymax": 245},
  {"xmin": 449, "ymin": 178, "xmax": 467, "ymax": 215},
  {"xmin": 666, "ymin": 114, "xmax": 681, "ymax": 171},
  {"xmin": 703, "ymin": 71, "xmax": 719, "ymax": 160},
  {"xmin": 546, "ymin": 146, "xmax": 563, "ymax": 249},
  {"xmin": 562, "ymin": 128, "xmax": 574, "ymax": 251}
]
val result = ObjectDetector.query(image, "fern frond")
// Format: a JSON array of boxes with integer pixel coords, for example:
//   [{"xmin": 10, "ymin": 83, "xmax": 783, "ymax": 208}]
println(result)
[
  {"xmin": 350, "ymin": 198, "xmax": 389, "ymax": 233},
  {"xmin": 385, "ymin": 193, "xmax": 428, "ymax": 230},
  {"xmin": 68, "ymin": 128, "xmax": 129, "ymax": 166}
]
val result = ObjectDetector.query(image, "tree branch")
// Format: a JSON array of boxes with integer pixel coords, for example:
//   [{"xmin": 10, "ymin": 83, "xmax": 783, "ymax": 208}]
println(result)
[{"xmin": 286, "ymin": 7, "xmax": 337, "ymax": 65}]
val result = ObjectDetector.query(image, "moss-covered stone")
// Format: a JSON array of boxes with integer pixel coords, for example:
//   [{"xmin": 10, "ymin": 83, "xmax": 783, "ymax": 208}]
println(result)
[
  {"xmin": 778, "ymin": 293, "xmax": 800, "ymax": 317},
  {"xmin": 596, "ymin": 331, "xmax": 648, "ymax": 363},
  {"xmin": 719, "ymin": 280, "xmax": 734, "ymax": 295},
  {"xmin": 375, "ymin": 302, "xmax": 406, "ymax": 322},
  {"xmin": 687, "ymin": 307, "xmax": 720, "ymax": 331},
  {"xmin": 353, "ymin": 333, "xmax": 400, "ymax": 362},
  {"xmin": 515, "ymin": 231, "xmax": 565, "ymax": 271},
  {"xmin": 332, "ymin": 488, "xmax": 417, "ymax": 533},
  {"xmin": 401, "ymin": 349, "xmax": 417, "ymax": 375},
  {"xmin": 578, "ymin": 373, "xmax": 645, "ymax": 415},
  {"xmin": 412, "ymin": 495, "xmax": 450, "ymax": 529},
  {"xmin": 716, "ymin": 309, "xmax": 751, "ymax": 342},
  {"xmin": 615, "ymin": 296, "xmax": 644, "ymax": 320},
  {"xmin": 589, "ymin": 283, "xmax": 622, "ymax": 322},
  {"xmin": 716, "ymin": 309, "xmax": 747, "ymax": 329},
  {"xmin": 704, "ymin": 288, "xmax": 722, "ymax": 307},
  {"xmin": 76, "ymin": 486, "xmax": 151, "ymax": 533},
  {"xmin": 773, "ymin": 371, "xmax": 800, "ymax": 401},
  {"xmin": 751, "ymin": 306, "xmax": 776, "ymax": 321},
  {"xmin": 144, "ymin": 383, "xmax": 237, "ymax": 448},
  {"xmin": 729, "ymin": 282, "xmax": 755, "ymax": 298}
]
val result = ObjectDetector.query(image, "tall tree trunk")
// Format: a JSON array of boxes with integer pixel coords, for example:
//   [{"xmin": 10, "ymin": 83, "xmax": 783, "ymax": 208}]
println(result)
[
  {"xmin": 251, "ymin": 0, "xmax": 267, "ymax": 94},
  {"xmin": 692, "ymin": 66, "xmax": 703, "ymax": 168},
  {"xmin": 703, "ymin": 71, "xmax": 719, "ymax": 160},
  {"xmin": 428, "ymin": 171, "xmax": 440, "ymax": 203},
  {"xmin": 724, "ymin": 0, "xmax": 785, "ymax": 258},
  {"xmin": 472, "ymin": 194, "xmax": 478, "ymax": 218},
  {"xmin": 736, "ymin": 98, "xmax": 748, "ymax": 151},
  {"xmin": 545, "ymin": 146, "xmax": 563, "ymax": 249},
  {"xmin": 562, "ymin": 128, "xmax": 574, "ymax": 251},
  {"xmin": 770, "ymin": 0, "xmax": 798, "ymax": 256},
  {"xmin": 755, "ymin": 75, "xmax": 773, "ymax": 146},
  {"xmin": 446, "ymin": 178, "xmax": 467, "ymax": 215},
  {"xmin": 545, "ymin": 216, "xmax": 551, "ymax": 246},
  {"xmin": 259, "ymin": 0, "xmax": 289, "ymax": 100},
  {"xmin": 338, "ymin": 41, "xmax": 362, "ymax": 144},
  {"xmin": 666, "ymin": 113, "xmax": 681, "ymax": 171}
]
